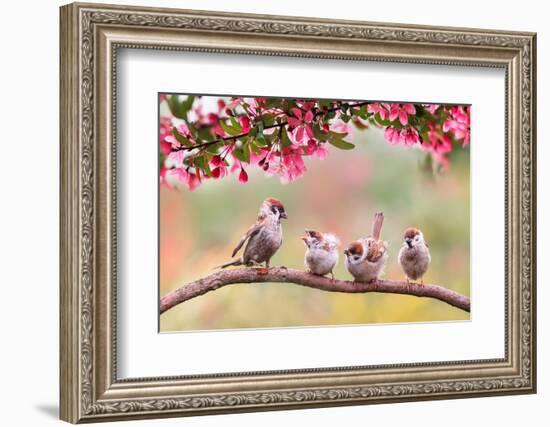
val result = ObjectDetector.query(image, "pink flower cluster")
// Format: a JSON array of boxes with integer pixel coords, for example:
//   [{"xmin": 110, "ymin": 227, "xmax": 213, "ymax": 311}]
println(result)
[
  {"xmin": 384, "ymin": 127, "xmax": 420, "ymax": 146},
  {"xmin": 368, "ymin": 103, "xmax": 421, "ymax": 146},
  {"xmin": 443, "ymin": 106, "xmax": 470, "ymax": 146},
  {"xmin": 368, "ymin": 103, "xmax": 416, "ymax": 125},
  {"xmin": 159, "ymin": 96, "xmax": 470, "ymax": 190}
]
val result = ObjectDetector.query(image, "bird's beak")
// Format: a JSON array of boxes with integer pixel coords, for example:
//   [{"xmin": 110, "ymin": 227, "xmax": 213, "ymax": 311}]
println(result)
[
  {"xmin": 406, "ymin": 238, "xmax": 412, "ymax": 248},
  {"xmin": 301, "ymin": 236, "xmax": 308, "ymax": 243},
  {"xmin": 280, "ymin": 211, "xmax": 288, "ymax": 219}
]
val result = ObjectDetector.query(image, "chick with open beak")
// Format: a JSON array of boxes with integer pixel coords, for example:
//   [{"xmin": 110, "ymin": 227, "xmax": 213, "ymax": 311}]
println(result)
[{"xmin": 302, "ymin": 230, "xmax": 340, "ymax": 279}]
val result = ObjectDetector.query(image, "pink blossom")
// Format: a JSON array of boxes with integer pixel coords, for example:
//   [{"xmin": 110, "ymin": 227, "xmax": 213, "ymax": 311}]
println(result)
[
  {"xmin": 287, "ymin": 107, "xmax": 315, "ymax": 144},
  {"xmin": 281, "ymin": 148, "xmax": 307, "ymax": 183},
  {"xmin": 443, "ymin": 106, "xmax": 470, "ymax": 145},
  {"xmin": 159, "ymin": 166, "xmax": 168, "ymax": 186},
  {"xmin": 425, "ymin": 123, "xmax": 452, "ymax": 154},
  {"xmin": 210, "ymin": 154, "xmax": 223, "ymax": 167},
  {"xmin": 159, "ymin": 116, "xmax": 173, "ymax": 155},
  {"xmin": 331, "ymin": 112, "xmax": 354, "ymax": 137},
  {"xmin": 384, "ymin": 126, "xmax": 420, "ymax": 146},
  {"xmin": 400, "ymin": 127, "xmax": 420, "ymax": 146},
  {"xmin": 246, "ymin": 97, "xmax": 266, "ymax": 110},
  {"xmin": 192, "ymin": 104, "xmax": 207, "ymax": 124},
  {"xmin": 389, "ymin": 103, "xmax": 416, "ymax": 126},
  {"xmin": 164, "ymin": 122, "xmax": 194, "ymax": 149},
  {"xmin": 239, "ymin": 115, "xmax": 251, "ymax": 133},
  {"xmin": 305, "ymin": 139, "xmax": 329, "ymax": 160},
  {"xmin": 239, "ymin": 97, "xmax": 268, "ymax": 117},
  {"xmin": 166, "ymin": 150, "xmax": 187, "ymax": 168},
  {"xmin": 418, "ymin": 122, "xmax": 453, "ymax": 169},
  {"xmin": 166, "ymin": 167, "xmax": 201, "ymax": 191},
  {"xmin": 209, "ymin": 155, "xmax": 228, "ymax": 179},
  {"xmin": 384, "ymin": 127, "xmax": 402, "ymax": 145},
  {"xmin": 297, "ymin": 100, "xmax": 316, "ymax": 111},
  {"xmin": 367, "ymin": 103, "xmax": 389, "ymax": 120},
  {"xmin": 238, "ymin": 168, "xmax": 248, "ymax": 183},
  {"xmin": 425, "ymin": 104, "xmax": 440, "ymax": 114},
  {"xmin": 207, "ymin": 113, "xmax": 225, "ymax": 137},
  {"xmin": 265, "ymin": 147, "xmax": 307, "ymax": 184},
  {"xmin": 223, "ymin": 98, "xmax": 242, "ymax": 116}
]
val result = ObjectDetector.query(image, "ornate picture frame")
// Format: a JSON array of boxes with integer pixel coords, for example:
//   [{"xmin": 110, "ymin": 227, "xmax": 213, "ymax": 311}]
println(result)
[{"xmin": 60, "ymin": 2, "xmax": 536, "ymax": 423}]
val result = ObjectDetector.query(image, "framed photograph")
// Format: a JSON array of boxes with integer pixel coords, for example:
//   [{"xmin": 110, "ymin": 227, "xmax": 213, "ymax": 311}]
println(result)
[{"xmin": 60, "ymin": 2, "xmax": 537, "ymax": 423}]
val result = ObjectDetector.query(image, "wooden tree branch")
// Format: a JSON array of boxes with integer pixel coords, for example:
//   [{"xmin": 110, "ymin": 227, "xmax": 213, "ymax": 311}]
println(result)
[{"xmin": 160, "ymin": 267, "xmax": 470, "ymax": 315}]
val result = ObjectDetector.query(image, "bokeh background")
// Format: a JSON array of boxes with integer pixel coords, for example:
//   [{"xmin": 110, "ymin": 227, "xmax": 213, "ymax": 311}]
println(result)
[{"xmin": 160, "ymin": 97, "xmax": 470, "ymax": 332}]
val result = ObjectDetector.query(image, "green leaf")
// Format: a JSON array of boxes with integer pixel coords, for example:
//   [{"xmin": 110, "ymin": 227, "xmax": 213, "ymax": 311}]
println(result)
[
  {"xmin": 328, "ymin": 138, "xmax": 355, "ymax": 150},
  {"xmin": 220, "ymin": 120, "xmax": 241, "ymax": 136},
  {"xmin": 250, "ymin": 141, "xmax": 262, "ymax": 154},
  {"xmin": 242, "ymin": 144, "xmax": 251, "ymax": 163},
  {"xmin": 329, "ymin": 131, "xmax": 348, "ymax": 139},
  {"xmin": 374, "ymin": 114, "xmax": 391, "ymax": 127},
  {"xmin": 254, "ymin": 136, "xmax": 268, "ymax": 147},
  {"xmin": 206, "ymin": 142, "xmax": 223, "ymax": 154},
  {"xmin": 167, "ymin": 95, "xmax": 195, "ymax": 120},
  {"xmin": 328, "ymin": 131, "xmax": 355, "ymax": 150},
  {"xmin": 232, "ymin": 144, "xmax": 250, "ymax": 163},
  {"xmin": 353, "ymin": 104, "xmax": 369, "ymax": 119},
  {"xmin": 264, "ymin": 132, "xmax": 276, "ymax": 144},
  {"xmin": 265, "ymin": 98, "xmax": 282, "ymax": 109},
  {"xmin": 313, "ymin": 124, "xmax": 330, "ymax": 141},
  {"xmin": 281, "ymin": 126, "xmax": 293, "ymax": 147},
  {"xmin": 197, "ymin": 127, "xmax": 213, "ymax": 142},
  {"xmin": 172, "ymin": 127, "xmax": 191, "ymax": 146},
  {"xmin": 319, "ymin": 100, "xmax": 332, "ymax": 110},
  {"xmin": 193, "ymin": 155, "xmax": 212, "ymax": 176},
  {"xmin": 229, "ymin": 116, "xmax": 241, "ymax": 130},
  {"xmin": 341, "ymin": 114, "xmax": 351, "ymax": 123},
  {"xmin": 182, "ymin": 95, "xmax": 195, "ymax": 112},
  {"xmin": 261, "ymin": 113, "xmax": 275, "ymax": 127}
]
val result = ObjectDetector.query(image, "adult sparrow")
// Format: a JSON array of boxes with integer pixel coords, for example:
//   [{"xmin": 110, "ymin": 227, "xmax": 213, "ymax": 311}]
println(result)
[
  {"xmin": 302, "ymin": 230, "xmax": 340, "ymax": 279},
  {"xmin": 219, "ymin": 197, "xmax": 287, "ymax": 268},
  {"xmin": 398, "ymin": 227, "xmax": 431, "ymax": 284},
  {"xmin": 344, "ymin": 212, "xmax": 388, "ymax": 282}
]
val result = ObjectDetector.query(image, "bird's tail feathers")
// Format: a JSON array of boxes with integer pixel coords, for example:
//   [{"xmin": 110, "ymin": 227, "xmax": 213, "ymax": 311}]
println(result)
[
  {"xmin": 215, "ymin": 258, "xmax": 243, "ymax": 269},
  {"xmin": 371, "ymin": 212, "xmax": 384, "ymax": 240}
]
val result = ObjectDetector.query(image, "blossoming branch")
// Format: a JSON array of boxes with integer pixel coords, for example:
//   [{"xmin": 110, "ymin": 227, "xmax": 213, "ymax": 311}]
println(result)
[{"xmin": 159, "ymin": 95, "xmax": 470, "ymax": 190}]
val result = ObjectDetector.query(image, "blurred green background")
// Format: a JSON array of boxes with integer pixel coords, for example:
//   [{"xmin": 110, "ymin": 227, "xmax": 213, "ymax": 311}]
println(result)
[{"xmin": 160, "ymin": 112, "xmax": 470, "ymax": 332}]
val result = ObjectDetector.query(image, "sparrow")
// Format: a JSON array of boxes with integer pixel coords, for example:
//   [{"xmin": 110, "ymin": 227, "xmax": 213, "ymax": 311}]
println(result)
[
  {"xmin": 219, "ymin": 197, "xmax": 287, "ymax": 268},
  {"xmin": 344, "ymin": 212, "xmax": 388, "ymax": 282},
  {"xmin": 302, "ymin": 230, "xmax": 340, "ymax": 279},
  {"xmin": 398, "ymin": 227, "xmax": 431, "ymax": 284}
]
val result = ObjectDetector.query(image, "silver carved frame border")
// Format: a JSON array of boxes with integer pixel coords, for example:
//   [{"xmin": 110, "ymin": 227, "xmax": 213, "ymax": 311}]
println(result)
[{"xmin": 59, "ymin": 2, "xmax": 536, "ymax": 423}]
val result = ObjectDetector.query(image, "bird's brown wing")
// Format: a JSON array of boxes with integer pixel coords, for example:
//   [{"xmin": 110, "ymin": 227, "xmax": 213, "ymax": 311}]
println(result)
[{"xmin": 231, "ymin": 221, "xmax": 263, "ymax": 258}]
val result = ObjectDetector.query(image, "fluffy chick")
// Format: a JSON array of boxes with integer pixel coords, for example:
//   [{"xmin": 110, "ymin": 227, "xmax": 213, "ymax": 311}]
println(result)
[{"xmin": 302, "ymin": 230, "xmax": 340, "ymax": 279}]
